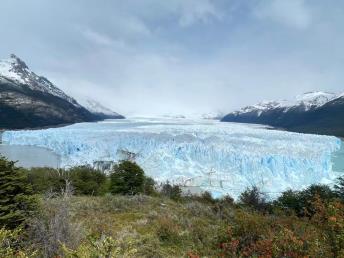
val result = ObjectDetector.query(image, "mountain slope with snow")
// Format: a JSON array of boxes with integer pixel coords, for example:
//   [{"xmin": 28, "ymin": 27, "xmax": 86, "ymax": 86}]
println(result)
[
  {"xmin": 0, "ymin": 54, "xmax": 80, "ymax": 106},
  {"xmin": 222, "ymin": 91, "xmax": 344, "ymax": 137},
  {"xmin": 78, "ymin": 98, "xmax": 124, "ymax": 119},
  {"xmin": 0, "ymin": 54, "xmax": 123, "ymax": 129}
]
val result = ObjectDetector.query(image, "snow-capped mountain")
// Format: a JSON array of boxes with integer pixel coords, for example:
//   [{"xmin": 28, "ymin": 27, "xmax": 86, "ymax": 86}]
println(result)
[
  {"xmin": 232, "ymin": 92, "xmax": 338, "ymax": 116},
  {"xmin": 0, "ymin": 54, "xmax": 123, "ymax": 129},
  {"xmin": 222, "ymin": 91, "xmax": 344, "ymax": 137},
  {"xmin": 160, "ymin": 112, "xmax": 224, "ymax": 120},
  {"xmin": 200, "ymin": 111, "xmax": 226, "ymax": 120},
  {"xmin": 77, "ymin": 98, "xmax": 124, "ymax": 119},
  {"xmin": 0, "ymin": 54, "xmax": 79, "ymax": 106}
]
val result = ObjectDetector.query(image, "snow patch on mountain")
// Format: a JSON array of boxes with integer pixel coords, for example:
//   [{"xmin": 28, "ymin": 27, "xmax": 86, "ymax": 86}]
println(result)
[
  {"xmin": 78, "ymin": 98, "xmax": 121, "ymax": 117},
  {"xmin": 160, "ymin": 112, "xmax": 225, "ymax": 120},
  {"xmin": 0, "ymin": 56, "xmax": 26, "ymax": 84},
  {"xmin": 233, "ymin": 91, "xmax": 341, "ymax": 115},
  {"xmin": 296, "ymin": 92, "xmax": 338, "ymax": 110},
  {"xmin": 0, "ymin": 54, "xmax": 80, "ymax": 107}
]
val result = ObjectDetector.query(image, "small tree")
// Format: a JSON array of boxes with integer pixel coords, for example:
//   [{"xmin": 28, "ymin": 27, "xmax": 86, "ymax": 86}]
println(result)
[
  {"xmin": 239, "ymin": 186, "xmax": 267, "ymax": 211},
  {"xmin": 26, "ymin": 167, "xmax": 65, "ymax": 194},
  {"xmin": 0, "ymin": 157, "xmax": 37, "ymax": 229},
  {"xmin": 69, "ymin": 166, "xmax": 107, "ymax": 196},
  {"xmin": 110, "ymin": 161, "xmax": 145, "ymax": 195},
  {"xmin": 143, "ymin": 176, "xmax": 157, "ymax": 196},
  {"xmin": 274, "ymin": 189, "xmax": 302, "ymax": 215},
  {"xmin": 299, "ymin": 184, "xmax": 336, "ymax": 217},
  {"xmin": 275, "ymin": 184, "xmax": 336, "ymax": 217},
  {"xmin": 161, "ymin": 182, "xmax": 182, "ymax": 201},
  {"xmin": 334, "ymin": 176, "xmax": 344, "ymax": 201},
  {"xmin": 199, "ymin": 191, "xmax": 216, "ymax": 204}
]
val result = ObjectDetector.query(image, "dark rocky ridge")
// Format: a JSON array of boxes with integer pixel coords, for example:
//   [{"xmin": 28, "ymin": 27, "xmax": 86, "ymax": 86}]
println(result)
[
  {"xmin": 221, "ymin": 94, "xmax": 344, "ymax": 137},
  {"xmin": 0, "ymin": 55, "xmax": 124, "ymax": 129},
  {"xmin": 0, "ymin": 79, "xmax": 97, "ymax": 129}
]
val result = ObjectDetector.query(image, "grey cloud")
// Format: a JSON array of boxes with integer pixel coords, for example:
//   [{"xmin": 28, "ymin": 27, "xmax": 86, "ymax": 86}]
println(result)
[
  {"xmin": 0, "ymin": 0, "xmax": 344, "ymax": 116},
  {"xmin": 254, "ymin": 0, "xmax": 312, "ymax": 29}
]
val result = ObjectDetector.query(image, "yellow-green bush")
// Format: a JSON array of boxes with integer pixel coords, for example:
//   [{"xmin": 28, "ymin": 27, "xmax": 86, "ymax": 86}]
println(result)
[{"xmin": 0, "ymin": 228, "xmax": 36, "ymax": 258}]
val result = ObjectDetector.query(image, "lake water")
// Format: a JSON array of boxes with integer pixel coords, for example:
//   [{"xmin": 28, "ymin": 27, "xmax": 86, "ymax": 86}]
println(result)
[
  {"xmin": 332, "ymin": 140, "xmax": 344, "ymax": 174},
  {"xmin": 0, "ymin": 144, "xmax": 60, "ymax": 168}
]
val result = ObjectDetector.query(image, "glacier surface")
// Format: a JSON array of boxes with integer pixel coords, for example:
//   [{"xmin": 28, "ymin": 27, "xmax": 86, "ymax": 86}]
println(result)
[{"xmin": 2, "ymin": 118, "xmax": 342, "ymax": 198}]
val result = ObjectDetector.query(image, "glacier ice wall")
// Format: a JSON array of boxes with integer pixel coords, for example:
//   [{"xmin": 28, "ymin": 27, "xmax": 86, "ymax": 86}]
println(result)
[{"xmin": 2, "ymin": 118, "xmax": 341, "ymax": 198}]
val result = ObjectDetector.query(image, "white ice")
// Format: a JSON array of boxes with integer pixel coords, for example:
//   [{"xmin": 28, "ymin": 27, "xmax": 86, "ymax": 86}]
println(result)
[{"xmin": 2, "ymin": 118, "xmax": 341, "ymax": 198}]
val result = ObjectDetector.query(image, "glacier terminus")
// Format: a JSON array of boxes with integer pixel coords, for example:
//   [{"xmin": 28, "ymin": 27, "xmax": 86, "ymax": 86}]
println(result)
[{"xmin": 1, "ymin": 117, "xmax": 342, "ymax": 198}]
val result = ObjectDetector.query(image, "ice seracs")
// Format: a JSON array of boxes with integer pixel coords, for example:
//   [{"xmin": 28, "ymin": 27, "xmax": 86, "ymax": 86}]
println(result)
[{"xmin": 2, "ymin": 118, "xmax": 341, "ymax": 198}]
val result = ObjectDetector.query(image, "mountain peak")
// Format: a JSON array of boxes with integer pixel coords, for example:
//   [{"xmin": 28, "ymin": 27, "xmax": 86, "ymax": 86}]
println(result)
[
  {"xmin": 297, "ymin": 91, "xmax": 335, "ymax": 100},
  {"xmin": 229, "ymin": 91, "xmax": 343, "ymax": 117},
  {"xmin": 9, "ymin": 54, "xmax": 29, "ymax": 70},
  {"xmin": 296, "ymin": 91, "xmax": 337, "ymax": 110},
  {"xmin": 0, "ymin": 54, "xmax": 79, "ymax": 107}
]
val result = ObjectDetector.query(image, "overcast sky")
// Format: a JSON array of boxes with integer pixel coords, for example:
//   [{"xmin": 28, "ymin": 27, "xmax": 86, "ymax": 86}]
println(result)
[{"xmin": 1, "ymin": 0, "xmax": 344, "ymax": 116}]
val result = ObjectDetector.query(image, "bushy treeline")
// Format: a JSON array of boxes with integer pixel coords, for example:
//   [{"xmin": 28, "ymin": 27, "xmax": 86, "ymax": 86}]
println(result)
[
  {"xmin": 24, "ymin": 160, "xmax": 155, "ymax": 197},
  {"xmin": 1, "ymin": 155, "xmax": 344, "ymax": 257},
  {"xmin": 18, "ymin": 159, "xmax": 344, "ymax": 209}
]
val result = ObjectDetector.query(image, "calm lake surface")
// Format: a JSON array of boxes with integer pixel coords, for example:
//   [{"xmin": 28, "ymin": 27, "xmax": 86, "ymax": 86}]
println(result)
[
  {"xmin": 332, "ymin": 140, "xmax": 344, "ymax": 174},
  {"xmin": 0, "ymin": 144, "xmax": 60, "ymax": 168}
]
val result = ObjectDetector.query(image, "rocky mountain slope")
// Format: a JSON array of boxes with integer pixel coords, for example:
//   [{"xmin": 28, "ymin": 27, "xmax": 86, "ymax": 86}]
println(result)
[
  {"xmin": 77, "ymin": 98, "xmax": 124, "ymax": 119},
  {"xmin": 0, "ymin": 54, "xmax": 123, "ymax": 129},
  {"xmin": 221, "ymin": 91, "xmax": 344, "ymax": 137}
]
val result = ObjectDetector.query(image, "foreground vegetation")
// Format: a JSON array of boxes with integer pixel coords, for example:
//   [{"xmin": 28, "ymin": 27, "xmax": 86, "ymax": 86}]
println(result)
[{"xmin": 0, "ymin": 157, "xmax": 344, "ymax": 257}]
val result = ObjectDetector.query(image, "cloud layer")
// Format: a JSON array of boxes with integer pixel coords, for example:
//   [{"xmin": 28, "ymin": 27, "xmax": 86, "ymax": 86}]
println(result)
[{"xmin": 1, "ymin": 0, "xmax": 343, "ymax": 116}]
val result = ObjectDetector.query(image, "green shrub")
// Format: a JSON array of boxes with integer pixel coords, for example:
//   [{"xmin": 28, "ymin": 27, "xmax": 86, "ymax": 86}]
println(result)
[
  {"xmin": 213, "ymin": 195, "xmax": 235, "ymax": 221},
  {"xmin": 110, "ymin": 161, "xmax": 145, "ymax": 195},
  {"xmin": 156, "ymin": 216, "xmax": 181, "ymax": 244},
  {"xmin": 0, "ymin": 227, "xmax": 36, "ymax": 257},
  {"xmin": 198, "ymin": 191, "xmax": 216, "ymax": 204},
  {"xmin": 334, "ymin": 176, "xmax": 344, "ymax": 201},
  {"xmin": 0, "ymin": 157, "xmax": 37, "ymax": 229},
  {"xmin": 26, "ymin": 167, "xmax": 65, "ymax": 194},
  {"xmin": 62, "ymin": 229, "xmax": 166, "ymax": 258},
  {"xmin": 275, "ymin": 184, "xmax": 337, "ymax": 217},
  {"xmin": 160, "ymin": 182, "xmax": 182, "ymax": 201},
  {"xmin": 26, "ymin": 166, "xmax": 108, "ymax": 196},
  {"xmin": 69, "ymin": 166, "xmax": 108, "ymax": 196},
  {"xmin": 143, "ymin": 176, "xmax": 157, "ymax": 196},
  {"xmin": 274, "ymin": 189, "xmax": 302, "ymax": 215},
  {"xmin": 238, "ymin": 186, "xmax": 268, "ymax": 212}
]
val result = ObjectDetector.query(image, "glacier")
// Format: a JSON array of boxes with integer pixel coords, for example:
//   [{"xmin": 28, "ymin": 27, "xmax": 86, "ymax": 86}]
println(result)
[{"xmin": 1, "ymin": 117, "xmax": 342, "ymax": 198}]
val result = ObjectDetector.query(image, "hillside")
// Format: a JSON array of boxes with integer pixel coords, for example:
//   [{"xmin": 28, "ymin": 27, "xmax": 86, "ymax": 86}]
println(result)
[
  {"xmin": 0, "ymin": 55, "xmax": 123, "ymax": 129},
  {"xmin": 221, "ymin": 92, "xmax": 344, "ymax": 137},
  {"xmin": 77, "ymin": 98, "xmax": 124, "ymax": 119}
]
